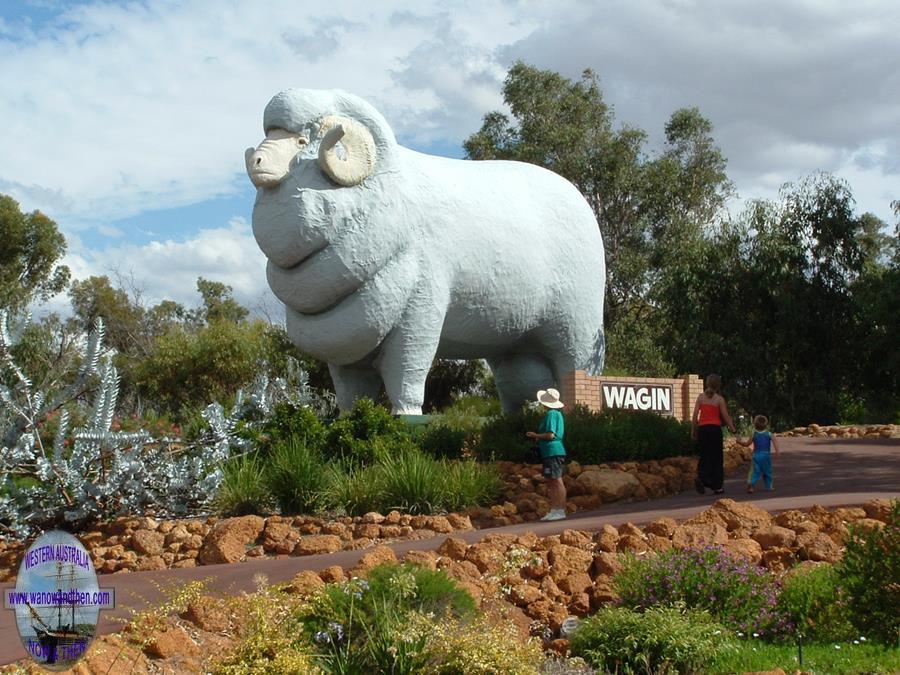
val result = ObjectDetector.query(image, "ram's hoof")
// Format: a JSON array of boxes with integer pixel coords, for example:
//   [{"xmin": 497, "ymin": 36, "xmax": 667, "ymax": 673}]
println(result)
[{"xmin": 392, "ymin": 406, "xmax": 423, "ymax": 416}]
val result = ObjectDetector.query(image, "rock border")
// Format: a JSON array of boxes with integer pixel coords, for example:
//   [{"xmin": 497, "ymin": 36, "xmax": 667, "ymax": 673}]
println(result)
[
  {"xmin": 779, "ymin": 423, "xmax": 898, "ymax": 439},
  {"xmin": 0, "ymin": 446, "xmax": 751, "ymax": 580}
]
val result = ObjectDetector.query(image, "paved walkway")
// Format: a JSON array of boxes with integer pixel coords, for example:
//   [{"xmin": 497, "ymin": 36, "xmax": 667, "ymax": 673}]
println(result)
[{"xmin": 1, "ymin": 436, "xmax": 897, "ymax": 665}]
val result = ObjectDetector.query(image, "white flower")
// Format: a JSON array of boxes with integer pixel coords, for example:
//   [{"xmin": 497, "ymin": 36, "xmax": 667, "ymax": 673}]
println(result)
[
  {"xmin": 860, "ymin": 636, "xmax": 867, "ymax": 642},
  {"xmin": 853, "ymin": 640, "xmax": 860, "ymax": 644},
  {"xmin": 834, "ymin": 645, "xmax": 841, "ymax": 650},
  {"xmin": 752, "ymin": 632, "xmax": 759, "ymax": 638}
]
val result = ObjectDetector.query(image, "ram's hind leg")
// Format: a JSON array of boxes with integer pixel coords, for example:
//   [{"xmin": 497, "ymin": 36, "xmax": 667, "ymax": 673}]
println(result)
[
  {"xmin": 527, "ymin": 318, "xmax": 606, "ymax": 393},
  {"xmin": 488, "ymin": 353, "xmax": 555, "ymax": 413},
  {"xmin": 578, "ymin": 327, "xmax": 605, "ymax": 376},
  {"xmin": 328, "ymin": 364, "xmax": 382, "ymax": 414}
]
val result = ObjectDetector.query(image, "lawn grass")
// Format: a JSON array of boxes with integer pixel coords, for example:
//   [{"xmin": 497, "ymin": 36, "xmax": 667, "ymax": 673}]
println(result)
[{"xmin": 709, "ymin": 638, "xmax": 900, "ymax": 674}]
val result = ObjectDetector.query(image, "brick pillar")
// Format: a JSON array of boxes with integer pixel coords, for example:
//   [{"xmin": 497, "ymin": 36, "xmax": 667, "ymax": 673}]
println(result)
[
  {"xmin": 584, "ymin": 372, "xmax": 601, "ymax": 411},
  {"xmin": 561, "ymin": 370, "xmax": 602, "ymax": 411},
  {"xmin": 680, "ymin": 374, "xmax": 703, "ymax": 421},
  {"xmin": 559, "ymin": 371, "xmax": 577, "ymax": 411}
]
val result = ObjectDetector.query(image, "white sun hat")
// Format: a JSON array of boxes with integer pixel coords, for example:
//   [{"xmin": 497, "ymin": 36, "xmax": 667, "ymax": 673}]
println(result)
[{"xmin": 536, "ymin": 388, "xmax": 564, "ymax": 409}]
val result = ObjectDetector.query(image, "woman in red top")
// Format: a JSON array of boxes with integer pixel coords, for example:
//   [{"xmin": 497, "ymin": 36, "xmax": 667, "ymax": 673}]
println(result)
[{"xmin": 691, "ymin": 373, "xmax": 736, "ymax": 494}]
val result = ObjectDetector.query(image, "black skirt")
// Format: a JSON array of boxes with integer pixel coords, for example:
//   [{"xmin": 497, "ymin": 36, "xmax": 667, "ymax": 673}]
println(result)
[{"xmin": 697, "ymin": 424, "xmax": 724, "ymax": 491}]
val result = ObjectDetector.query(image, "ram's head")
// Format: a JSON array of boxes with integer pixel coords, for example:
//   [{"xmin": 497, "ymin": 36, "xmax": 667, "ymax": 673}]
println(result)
[
  {"xmin": 246, "ymin": 90, "xmax": 407, "ymax": 312},
  {"xmin": 245, "ymin": 89, "xmax": 389, "ymax": 189}
]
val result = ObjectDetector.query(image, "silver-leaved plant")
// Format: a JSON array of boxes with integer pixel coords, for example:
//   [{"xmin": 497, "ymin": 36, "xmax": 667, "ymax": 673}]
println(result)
[{"xmin": 0, "ymin": 310, "xmax": 332, "ymax": 537}]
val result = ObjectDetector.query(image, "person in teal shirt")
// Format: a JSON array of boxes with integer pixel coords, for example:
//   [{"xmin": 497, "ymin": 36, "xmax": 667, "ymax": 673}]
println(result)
[{"xmin": 526, "ymin": 388, "xmax": 568, "ymax": 521}]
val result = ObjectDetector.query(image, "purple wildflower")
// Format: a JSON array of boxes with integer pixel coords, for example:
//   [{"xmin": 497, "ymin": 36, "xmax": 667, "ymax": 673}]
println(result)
[{"xmin": 328, "ymin": 621, "xmax": 345, "ymax": 641}]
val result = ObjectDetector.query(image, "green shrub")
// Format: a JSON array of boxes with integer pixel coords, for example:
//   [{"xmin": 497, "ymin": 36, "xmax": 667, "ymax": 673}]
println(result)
[
  {"xmin": 837, "ymin": 391, "xmax": 871, "ymax": 425},
  {"xmin": 324, "ymin": 398, "xmax": 412, "ymax": 465},
  {"xmin": 110, "ymin": 410, "xmax": 182, "ymax": 437},
  {"xmin": 321, "ymin": 446, "xmax": 501, "ymax": 516},
  {"xmin": 435, "ymin": 395, "xmax": 500, "ymax": 432},
  {"xmin": 177, "ymin": 404, "xmax": 212, "ymax": 442},
  {"xmin": 424, "ymin": 359, "xmax": 493, "ymax": 412},
  {"xmin": 475, "ymin": 405, "xmax": 693, "ymax": 463},
  {"xmin": 265, "ymin": 435, "xmax": 328, "ymax": 515},
  {"xmin": 777, "ymin": 563, "xmax": 855, "ymax": 643},
  {"xmin": 133, "ymin": 320, "xmax": 272, "ymax": 419},
  {"xmin": 444, "ymin": 394, "xmax": 501, "ymax": 417},
  {"xmin": 614, "ymin": 545, "xmax": 789, "ymax": 639},
  {"xmin": 416, "ymin": 612, "xmax": 544, "ymax": 674},
  {"xmin": 375, "ymin": 446, "xmax": 446, "ymax": 514},
  {"xmin": 418, "ymin": 424, "xmax": 469, "ymax": 459},
  {"xmin": 441, "ymin": 459, "xmax": 503, "ymax": 512},
  {"xmin": 322, "ymin": 463, "xmax": 383, "ymax": 516},
  {"xmin": 213, "ymin": 585, "xmax": 319, "ymax": 674},
  {"xmin": 252, "ymin": 402, "xmax": 326, "ymax": 456},
  {"xmin": 298, "ymin": 564, "xmax": 476, "ymax": 673},
  {"xmin": 215, "ymin": 453, "xmax": 273, "ymax": 516},
  {"xmin": 364, "ymin": 563, "xmax": 477, "ymax": 617},
  {"xmin": 475, "ymin": 406, "xmax": 543, "ymax": 461},
  {"xmin": 570, "ymin": 604, "xmax": 730, "ymax": 674},
  {"xmin": 564, "ymin": 406, "xmax": 694, "ymax": 463},
  {"xmin": 838, "ymin": 499, "xmax": 900, "ymax": 645},
  {"xmin": 419, "ymin": 396, "xmax": 498, "ymax": 459}
]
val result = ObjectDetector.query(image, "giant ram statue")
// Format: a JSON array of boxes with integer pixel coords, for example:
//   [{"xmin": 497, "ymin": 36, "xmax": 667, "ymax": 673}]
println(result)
[{"xmin": 245, "ymin": 89, "xmax": 606, "ymax": 415}]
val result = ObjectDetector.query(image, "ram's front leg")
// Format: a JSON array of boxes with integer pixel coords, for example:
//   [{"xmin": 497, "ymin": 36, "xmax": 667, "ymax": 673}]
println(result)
[
  {"xmin": 328, "ymin": 364, "xmax": 382, "ymax": 413},
  {"xmin": 377, "ymin": 283, "xmax": 447, "ymax": 415}
]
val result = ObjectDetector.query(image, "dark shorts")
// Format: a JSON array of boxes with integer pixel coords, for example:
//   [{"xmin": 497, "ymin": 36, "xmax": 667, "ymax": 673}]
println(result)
[{"xmin": 542, "ymin": 455, "xmax": 566, "ymax": 479}]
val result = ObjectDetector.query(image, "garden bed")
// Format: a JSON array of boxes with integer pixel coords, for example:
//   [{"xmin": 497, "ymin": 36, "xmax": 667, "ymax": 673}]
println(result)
[
  {"xmin": 0, "ymin": 444, "xmax": 751, "ymax": 580},
  {"xmin": 2, "ymin": 497, "xmax": 895, "ymax": 674}
]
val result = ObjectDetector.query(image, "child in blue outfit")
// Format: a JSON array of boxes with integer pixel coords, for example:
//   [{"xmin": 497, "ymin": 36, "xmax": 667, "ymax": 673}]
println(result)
[{"xmin": 737, "ymin": 415, "xmax": 780, "ymax": 493}]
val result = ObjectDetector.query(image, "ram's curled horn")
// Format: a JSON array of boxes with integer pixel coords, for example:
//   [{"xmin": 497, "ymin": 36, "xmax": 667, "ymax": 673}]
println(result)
[{"xmin": 317, "ymin": 115, "xmax": 377, "ymax": 186}]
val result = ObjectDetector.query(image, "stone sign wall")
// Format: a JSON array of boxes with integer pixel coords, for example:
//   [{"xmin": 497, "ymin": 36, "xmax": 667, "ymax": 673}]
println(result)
[{"xmin": 560, "ymin": 371, "xmax": 704, "ymax": 422}]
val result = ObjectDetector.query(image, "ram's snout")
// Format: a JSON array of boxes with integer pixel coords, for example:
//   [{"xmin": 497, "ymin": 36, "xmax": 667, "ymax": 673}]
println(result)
[{"xmin": 246, "ymin": 128, "xmax": 308, "ymax": 188}]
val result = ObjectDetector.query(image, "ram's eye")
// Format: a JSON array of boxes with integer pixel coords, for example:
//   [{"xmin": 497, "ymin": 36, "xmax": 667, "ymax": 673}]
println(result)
[{"xmin": 297, "ymin": 136, "xmax": 309, "ymax": 146}]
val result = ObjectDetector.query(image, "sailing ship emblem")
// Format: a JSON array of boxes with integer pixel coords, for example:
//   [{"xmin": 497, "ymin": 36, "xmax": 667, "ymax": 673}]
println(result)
[{"xmin": 10, "ymin": 531, "xmax": 101, "ymax": 670}]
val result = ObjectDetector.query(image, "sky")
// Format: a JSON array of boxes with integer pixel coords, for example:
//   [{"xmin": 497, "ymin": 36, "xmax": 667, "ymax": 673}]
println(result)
[{"xmin": 1, "ymin": 0, "xmax": 898, "ymax": 319}]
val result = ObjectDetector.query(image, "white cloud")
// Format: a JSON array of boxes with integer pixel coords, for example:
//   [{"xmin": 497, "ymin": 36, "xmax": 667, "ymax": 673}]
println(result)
[
  {"xmin": 4, "ymin": 0, "xmax": 900, "ymax": 321},
  {"xmin": 96, "ymin": 224, "xmax": 123, "ymax": 237},
  {"xmin": 497, "ymin": 0, "xmax": 900, "ymax": 221},
  {"xmin": 0, "ymin": 0, "xmax": 529, "ymax": 230},
  {"xmin": 5, "ymin": 0, "xmax": 898, "ymax": 227},
  {"xmin": 50, "ymin": 216, "xmax": 273, "ymax": 315}
]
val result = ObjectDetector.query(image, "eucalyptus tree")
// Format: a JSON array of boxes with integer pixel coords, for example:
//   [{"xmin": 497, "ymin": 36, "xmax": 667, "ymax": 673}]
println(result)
[
  {"xmin": 464, "ymin": 62, "xmax": 732, "ymax": 375},
  {"xmin": 659, "ymin": 173, "xmax": 890, "ymax": 425},
  {"xmin": 0, "ymin": 194, "xmax": 70, "ymax": 314}
]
